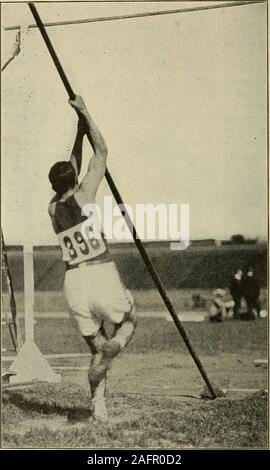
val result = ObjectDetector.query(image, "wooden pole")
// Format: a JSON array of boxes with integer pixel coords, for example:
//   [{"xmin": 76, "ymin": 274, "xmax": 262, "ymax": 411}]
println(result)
[
  {"xmin": 28, "ymin": 2, "xmax": 217, "ymax": 398},
  {"xmin": 23, "ymin": 242, "xmax": 35, "ymax": 343}
]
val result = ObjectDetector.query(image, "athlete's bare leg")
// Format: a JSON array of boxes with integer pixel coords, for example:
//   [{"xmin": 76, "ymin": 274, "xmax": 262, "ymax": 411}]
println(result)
[
  {"xmin": 83, "ymin": 327, "xmax": 111, "ymax": 422},
  {"xmin": 83, "ymin": 308, "xmax": 137, "ymax": 422}
]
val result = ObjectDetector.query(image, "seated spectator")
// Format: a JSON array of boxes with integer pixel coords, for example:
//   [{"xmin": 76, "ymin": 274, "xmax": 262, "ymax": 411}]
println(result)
[{"xmin": 208, "ymin": 289, "xmax": 226, "ymax": 322}]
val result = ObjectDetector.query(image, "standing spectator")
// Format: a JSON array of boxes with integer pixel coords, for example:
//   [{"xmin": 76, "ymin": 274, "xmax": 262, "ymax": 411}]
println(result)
[
  {"xmin": 242, "ymin": 267, "xmax": 260, "ymax": 320},
  {"xmin": 229, "ymin": 269, "xmax": 243, "ymax": 320}
]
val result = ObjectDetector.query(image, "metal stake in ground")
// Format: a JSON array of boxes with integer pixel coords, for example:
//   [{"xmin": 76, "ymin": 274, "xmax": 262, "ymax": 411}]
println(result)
[{"xmin": 28, "ymin": 1, "xmax": 217, "ymax": 399}]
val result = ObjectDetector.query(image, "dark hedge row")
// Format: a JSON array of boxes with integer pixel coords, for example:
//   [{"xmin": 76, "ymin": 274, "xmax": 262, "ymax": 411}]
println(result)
[{"xmin": 2, "ymin": 242, "xmax": 267, "ymax": 291}]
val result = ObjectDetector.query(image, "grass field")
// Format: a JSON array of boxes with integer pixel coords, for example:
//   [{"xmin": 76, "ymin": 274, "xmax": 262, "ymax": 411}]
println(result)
[{"xmin": 2, "ymin": 310, "xmax": 268, "ymax": 449}]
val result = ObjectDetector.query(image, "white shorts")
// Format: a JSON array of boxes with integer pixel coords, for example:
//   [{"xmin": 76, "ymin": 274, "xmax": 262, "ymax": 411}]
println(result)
[{"xmin": 64, "ymin": 261, "xmax": 134, "ymax": 336}]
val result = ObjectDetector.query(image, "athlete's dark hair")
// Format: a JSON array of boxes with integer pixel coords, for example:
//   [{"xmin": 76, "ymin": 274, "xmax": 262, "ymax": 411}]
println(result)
[{"xmin": 48, "ymin": 161, "xmax": 77, "ymax": 196}]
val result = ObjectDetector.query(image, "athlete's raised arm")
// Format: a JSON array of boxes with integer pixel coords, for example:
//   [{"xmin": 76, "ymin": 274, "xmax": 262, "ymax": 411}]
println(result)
[
  {"xmin": 69, "ymin": 115, "xmax": 86, "ymax": 177},
  {"xmin": 69, "ymin": 96, "xmax": 108, "ymax": 202}
]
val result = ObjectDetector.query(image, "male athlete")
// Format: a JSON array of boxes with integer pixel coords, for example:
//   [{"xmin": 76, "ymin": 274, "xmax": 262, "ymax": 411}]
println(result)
[{"xmin": 48, "ymin": 96, "xmax": 137, "ymax": 422}]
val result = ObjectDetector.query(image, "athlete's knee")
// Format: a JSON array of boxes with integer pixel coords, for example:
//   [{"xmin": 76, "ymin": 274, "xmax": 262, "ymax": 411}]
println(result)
[
  {"xmin": 83, "ymin": 329, "xmax": 107, "ymax": 355},
  {"xmin": 113, "ymin": 308, "xmax": 137, "ymax": 337},
  {"xmin": 124, "ymin": 304, "xmax": 138, "ymax": 328}
]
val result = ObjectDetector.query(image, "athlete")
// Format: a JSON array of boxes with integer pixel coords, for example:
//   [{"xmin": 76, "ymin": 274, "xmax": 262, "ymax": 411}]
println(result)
[{"xmin": 48, "ymin": 96, "xmax": 137, "ymax": 422}]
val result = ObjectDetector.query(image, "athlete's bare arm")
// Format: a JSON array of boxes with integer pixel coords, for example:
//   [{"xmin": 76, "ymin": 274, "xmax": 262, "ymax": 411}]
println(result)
[
  {"xmin": 69, "ymin": 96, "xmax": 108, "ymax": 202},
  {"xmin": 69, "ymin": 116, "xmax": 86, "ymax": 176}
]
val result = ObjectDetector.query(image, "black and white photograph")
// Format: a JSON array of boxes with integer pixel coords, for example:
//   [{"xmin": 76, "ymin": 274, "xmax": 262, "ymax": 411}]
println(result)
[{"xmin": 1, "ymin": 0, "xmax": 268, "ymax": 454}]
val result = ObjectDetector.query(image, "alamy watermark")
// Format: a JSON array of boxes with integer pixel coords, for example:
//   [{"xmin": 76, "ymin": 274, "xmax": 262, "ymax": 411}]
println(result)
[{"xmin": 80, "ymin": 196, "xmax": 190, "ymax": 251}]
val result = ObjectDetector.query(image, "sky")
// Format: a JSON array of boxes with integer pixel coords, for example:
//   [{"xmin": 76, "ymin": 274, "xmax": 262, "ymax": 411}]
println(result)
[{"xmin": 1, "ymin": 1, "xmax": 267, "ymax": 245}]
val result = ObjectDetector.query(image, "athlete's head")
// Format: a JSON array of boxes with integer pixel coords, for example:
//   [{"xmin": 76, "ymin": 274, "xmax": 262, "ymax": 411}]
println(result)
[{"xmin": 48, "ymin": 161, "xmax": 77, "ymax": 196}]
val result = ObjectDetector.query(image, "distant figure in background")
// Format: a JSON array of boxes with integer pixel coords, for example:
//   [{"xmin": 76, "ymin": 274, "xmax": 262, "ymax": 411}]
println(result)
[
  {"xmin": 229, "ymin": 269, "xmax": 243, "ymax": 320},
  {"xmin": 192, "ymin": 293, "xmax": 207, "ymax": 309},
  {"xmin": 208, "ymin": 289, "xmax": 226, "ymax": 322},
  {"xmin": 242, "ymin": 267, "xmax": 260, "ymax": 320}
]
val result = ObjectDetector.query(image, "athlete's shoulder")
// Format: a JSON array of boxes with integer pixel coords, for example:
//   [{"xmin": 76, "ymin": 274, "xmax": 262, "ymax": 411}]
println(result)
[{"xmin": 49, "ymin": 193, "xmax": 59, "ymax": 204}]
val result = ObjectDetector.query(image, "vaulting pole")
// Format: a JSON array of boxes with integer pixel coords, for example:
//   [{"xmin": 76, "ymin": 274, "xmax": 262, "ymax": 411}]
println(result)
[{"xmin": 28, "ymin": 2, "xmax": 217, "ymax": 398}]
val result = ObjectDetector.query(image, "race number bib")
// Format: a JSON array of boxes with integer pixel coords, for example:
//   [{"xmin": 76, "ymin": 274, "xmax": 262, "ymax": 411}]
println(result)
[{"xmin": 58, "ymin": 222, "xmax": 107, "ymax": 265}]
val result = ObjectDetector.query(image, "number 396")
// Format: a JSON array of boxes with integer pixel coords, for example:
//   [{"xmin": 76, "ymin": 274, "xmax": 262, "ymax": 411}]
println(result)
[{"xmin": 63, "ymin": 230, "xmax": 100, "ymax": 259}]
